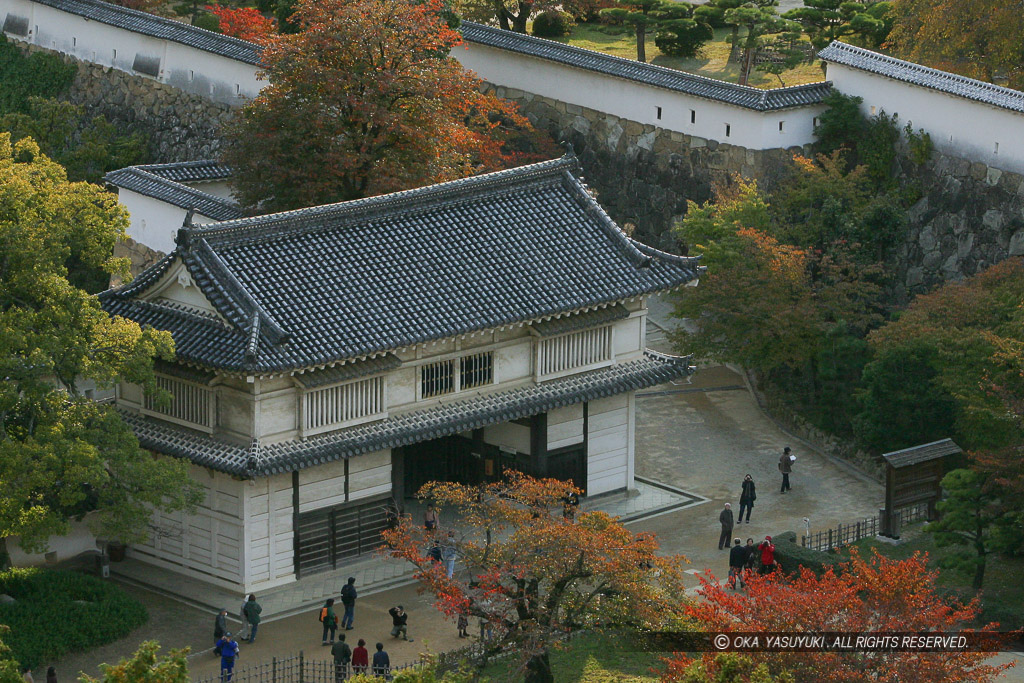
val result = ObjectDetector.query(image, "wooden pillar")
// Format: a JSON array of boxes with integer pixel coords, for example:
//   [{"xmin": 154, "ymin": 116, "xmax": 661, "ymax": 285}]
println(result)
[
  {"xmin": 530, "ymin": 412, "xmax": 548, "ymax": 477},
  {"xmin": 291, "ymin": 469, "xmax": 301, "ymax": 577}
]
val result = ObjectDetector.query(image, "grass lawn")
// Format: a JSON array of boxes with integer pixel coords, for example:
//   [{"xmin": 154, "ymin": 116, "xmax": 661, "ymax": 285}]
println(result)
[
  {"xmin": 556, "ymin": 23, "xmax": 826, "ymax": 89},
  {"xmin": 479, "ymin": 632, "xmax": 664, "ymax": 682},
  {"xmin": 846, "ymin": 525, "xmax": 1024, "ymax": 630}
]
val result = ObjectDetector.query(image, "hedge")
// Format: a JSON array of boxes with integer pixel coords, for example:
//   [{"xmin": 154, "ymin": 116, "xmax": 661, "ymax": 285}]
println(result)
[
  {"xmin": 532, "ymin": 11, "xmax": 574, "ymax": 38},
  {"xmin": 771, "ymin": 531, "xmax": 843, "ymax": 575},
  {"xmin": 0, "ymin": 568, "xmax": 148, "ymax": 669}
]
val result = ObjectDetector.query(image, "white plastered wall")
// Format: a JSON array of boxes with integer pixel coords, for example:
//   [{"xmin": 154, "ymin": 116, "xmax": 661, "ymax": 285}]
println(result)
[
  {"xmin": 825, "ymin": 62, "xmax": 1024, "ymax": 174},
  {"xmin": 586, "ymin": 392, "xmax": 634, "ymax": 495},
  {"xmin": 116, "ymin": 190, "xmax": 219, "ymax": 254}
]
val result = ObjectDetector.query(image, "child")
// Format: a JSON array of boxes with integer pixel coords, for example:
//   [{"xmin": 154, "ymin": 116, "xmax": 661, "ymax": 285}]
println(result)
[{"xmin": 457, "ymin": 612, "xmax": 469, "ymax": 638}]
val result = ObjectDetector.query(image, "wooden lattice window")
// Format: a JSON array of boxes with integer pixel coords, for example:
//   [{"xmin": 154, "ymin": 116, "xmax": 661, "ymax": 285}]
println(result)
[
  {"xmin": 144, "ymin": 375, "xmax": 215, "ymax": 432},
  {"xmin": 536, "ymin": 325, "xmax": 613, "ymax": 380},
  {"xmin": 460, "ymin": 351, "xmax": 493, "ymax": 389},
  {"xmin": 302, "ymin": 375, "xmax": 386, "ymax": 436}
]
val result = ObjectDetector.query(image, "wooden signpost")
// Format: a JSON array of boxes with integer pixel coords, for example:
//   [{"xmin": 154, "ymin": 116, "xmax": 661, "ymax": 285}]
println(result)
[{"xmin": 880, "ymin": 438, "xmax": 962, "ymax": 538}]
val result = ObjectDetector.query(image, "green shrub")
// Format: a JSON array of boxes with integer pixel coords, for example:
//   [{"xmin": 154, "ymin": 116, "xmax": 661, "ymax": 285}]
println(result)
[
  {"xmin": 0, "ymin": 568, "xmax": 147, "ymax": 669},
  {"xmin": 532, "ymin": 11, "xmax": 574, "ymax": 37},
  {"xmin": 0, "ymin": 36, "xmax": 77, "ymax": 116},
  {"xmin": 771, "ymin": 531, "xmax": 843, "ymax": 575},
  {"xmin": 191, "ymin": 12, "xmax": 221, "ymax": 32}
]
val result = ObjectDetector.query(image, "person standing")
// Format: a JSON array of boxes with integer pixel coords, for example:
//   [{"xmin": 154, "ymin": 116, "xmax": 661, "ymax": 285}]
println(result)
[
  {"xmin": 22, "ymin": 667, "xmax": 34, "ymax": 683},
  {"xmin": 728, "ymin": 538, "xmax": 746, "ymax": 589},
  {"xmin": 372, "ymin": 643, "xmax": 390, "ymax": 677},
  {"xmin": 340, "ymin": 577, "xmax": 357, "ymax": 630},
  {"xmin": 331, "ymin": 634, "xmax": 351, "ymax": 682},
  {"xmin": 738, "ymin": 475, "xmax": 756, "ymax": 523},
  {"xmin": 457, "ymin": 612, "xmax": 469, "ymax": 638},
  {"xmin": 718, "ymin": 503, "xmax": 734, "ymax": 550},
  {"xmin": 45, "ymin": 668, "xmax": 57, "ymax": 683},
  {"xmin": 442, "ymin": 531, "xmax": 457, "ymax": 579},
  {"xmin": 743, "ymin": 537, "xmax": 757, "ymax": 582},
  {"xmin": 424, "ymin": 504, "xmax": 439, "ymax": 531},
  {"xmin": 759, "ymin": 536, "xmax": 776, "ymax": 574},
  {"xmin": 238, "ymin": 596, "xmax": 251, "ymax": 641},
  {"xmin": 216, "ymin": 634, "xmax": 239, "ymax": 682},
  {"xmin": 779, "ymin": 447, "xmax": 794, "ymax": 493},
  {"xmin": 427, "ymin": 539, "xmax": 442, "ymax": 564},
  {"xmin": 562, "ymin": 490, "xmax": 580, "ymax": 521},
  {"xmin": 320, "ymin": 598, "xmax": 338, "ymax": 645},
  {"xmin": 214, "ymin": 608, "xmax": 229, "ymax": 648},
  {"xmin": 243, "ymin": 594, "xmax": 262, "ymax": 643},
  {"xmin": 388, "ymin": 605, "xmax": 412, "ymax": 641},
  {"xmin": 351, "ymin": 639, "xmax": 369, "ymax": 674}
]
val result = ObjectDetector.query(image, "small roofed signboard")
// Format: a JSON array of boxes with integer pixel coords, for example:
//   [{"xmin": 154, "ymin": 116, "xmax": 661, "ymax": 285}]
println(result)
[{"xmin": 880, "ymin": 438, "xmax": 962, "ymax": 538}]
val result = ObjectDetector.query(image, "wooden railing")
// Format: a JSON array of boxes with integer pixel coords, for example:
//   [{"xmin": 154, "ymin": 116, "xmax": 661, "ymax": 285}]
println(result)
[{"xmin": 800, "ymin": 502, "xmax": 930, "ymax": 552}]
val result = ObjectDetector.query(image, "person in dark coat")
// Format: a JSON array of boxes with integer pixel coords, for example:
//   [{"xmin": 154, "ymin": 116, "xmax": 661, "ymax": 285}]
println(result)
[
  {"xmin": 214, "ymin": 608, "xmax": 228, "ymax": 648},
  {"xmin": 718, "ymin": 503, "xmax": 734, "ymax": 550},
  {"xmin": 388, "ymin": 605, "xmax": 412, "ymax": 641},
  {"xmin": 728, "ymin": 539, "xmax": 747, "ymax": 589},
  {"xmin": 243, "ymin": 594, "xmax": 262, "ymax": 643},
  {"xmin": 738, "ymin": 474, "xmax": 756, "ymax": 523},
  {"xmin": 779, "ymin": 447, "xmax": 794, "ymax": 493},
  {"xmin": 331, "ymin": 634, "xmax": 351, "ymax": 682},
  {"xmin": 45, "ymin": 668, "xmax": 57, "ymax": 683},
  {"xmin": 340, "ymin": 577, "xmax": 357, "ymax": 630},
  {"xmin": 372, "ymin": 643, "xmax": 390, "ymax": 677}
]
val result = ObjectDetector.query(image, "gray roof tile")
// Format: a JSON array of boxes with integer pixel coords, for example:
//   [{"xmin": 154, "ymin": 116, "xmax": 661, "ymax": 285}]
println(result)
[
  {"xmin": 29, "ymin": 0, "xmax": 263, "ymax": 64},
  {"xmin": 104, "ymin": 167, "xmax": 244, "ymax": 221},
  {"xmin": 135, "ymin": 160, "xmax": 234, "ymax": 183},
  {"xmin": 122, "ymin": 350, "xmax": 695, "ymax": 476},
  {"xmin": 293, "ymin": 354, "xmax": 402, "ymax": 388},
  {"xmin": 461, "ymin": 22, "xmax": 832, "ymax": 111},
  {"xmin": 100, "ymin": 156, "xmax": 703, "ymax": 373},
  {"xmin": 882, "ymin": 438, "xmax": 962, "ymax": 469},
  {"xmin": 818, "ymin": 41, "xmax": 1024, "ymax": 113}
]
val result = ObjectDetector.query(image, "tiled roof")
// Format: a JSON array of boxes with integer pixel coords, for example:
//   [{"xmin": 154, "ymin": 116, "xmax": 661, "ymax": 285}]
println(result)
[
  {"xmin": 882, "ymin": 438, "xmax": 962, "ymax": 469},
  {"xmin": 135, "ymin": 160, "xmax": 234, "ymax": 183},
  {"xmin": 460, "ymin": 22, "xmax": 832, "ymax": 111},
  {"xmin": 123, "ymin": 350, "xmax": 695, "ymax": 476},
  {"xmin": 531, "ymin": 303, "xmax": 629, "ymax": 337},
  {"xmin": 818, "ymin": 41, "xmax": 1024, "ymax": 114},
  {"xmin": 104, "ymin": 167, "xmax": 244, "ymax": 221},
  {"xmin": 29, "ymin": 0, "xmax": 263, "ymax": 64},
  {"xmin": 100, "ymin": 156, "xmax": 703, "ymax": 374}
]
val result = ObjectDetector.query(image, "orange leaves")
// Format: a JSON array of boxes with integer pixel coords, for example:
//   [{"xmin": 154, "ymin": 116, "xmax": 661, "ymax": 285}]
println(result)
[
  {"xmin": 206, "ymin": 5, "xmax": 278, "ymax": 44},
  {"xmin": 670, "ymin": 547, "xmax": 1010, "ymax": 683}
]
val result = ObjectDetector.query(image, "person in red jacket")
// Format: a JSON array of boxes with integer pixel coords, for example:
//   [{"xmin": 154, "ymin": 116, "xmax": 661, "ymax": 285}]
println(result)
[
  {"xmin": 758, "ymin": 536, "xmax": 776, "ymax": 574},
  {"xmin": 351, "ymin": 638, "xmax": 369, "ymax": 674}
]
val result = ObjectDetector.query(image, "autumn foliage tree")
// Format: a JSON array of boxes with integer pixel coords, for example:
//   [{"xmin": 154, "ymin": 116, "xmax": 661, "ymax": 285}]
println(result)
[
  {"xmin": 667, "ymin": 548, "xmax": 1011, "ymax": 682},
  {"xmin": 221, "ymin": 0, "xmax": 556, "ymax": 212},
  {"xmin": 383, "ymin": 472, "xmax": 689, "ymax": 683},
  {"xmin": 206, "ymin": 5, "xmax": 278, "ymax": 44}
]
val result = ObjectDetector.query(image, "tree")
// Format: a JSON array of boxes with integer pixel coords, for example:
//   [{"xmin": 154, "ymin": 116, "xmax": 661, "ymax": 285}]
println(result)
[
  {"xmin": 666, "ymin": 653, "xmax": 794, "ymax": 682},
  {"xmin": 673, "ymin": 547, "xmax": 1011, "ymax": 682},
  {"xmin": 79, "ymin": 641, "xmax": 189, "ymax": 683},
  {"xmin": 722, "ymin": 1, "xmax": 800, "ymax": 86},
  {"xmin": 927, "ymin": 469, "xmax": 1017, "ymax": 591},
  {"xmin": 601, "ymin": 0, "xmax": 663, "ymax": 63},
  {"xmin": 693, "ymin": 0, "xmax": 745, "ymax": 62},
  {"xmin": 0, "ymin": 627, "xmax": 21, "ymax": 683},
  {"xmin": 222, "ymin": 0, "xmax": 556, "ymax": 212},
  {"xmin": 888, "ymin": 0, "xmax": 1024, "ymax": 89},
  {"xmin": 383, "ymin": 472, "xmax": 689, "ymax": 683},
  {"xmin": 783, "ymin": 0, "xmax": 893, "ymax": 51},
  {"xmin": 653, "ymin": 3, "xmax": 715, "ymax": 59},
  {"xmin": 206, "ymin": 5, "xmax": 278, "ymax": 43},
  {"xmin": 0, "ymin": 135, "xmax": 201, "ymax": 553}
]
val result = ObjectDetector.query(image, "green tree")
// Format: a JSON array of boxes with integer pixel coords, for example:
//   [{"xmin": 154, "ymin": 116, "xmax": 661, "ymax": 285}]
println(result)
[
  {"xmin": 784, "ymin": 0, "xmax": 893, "ymax": 50},
  {"xmin": 0, "ymin": 36, "xmax": 77, "ymax": 118},
  {"xmin": 79, "ymin": 642, "xmax": 189, "ymax": 683},
  {"xmin": 653, "ymin": 3, "xmax": 715, "ymax": 59},
  {"xmin": 666, "ymin": 653, "xmax": 794, "ymax": 682},
  {"xmin": 222, "ymin": 0, "xmax": 554, "ymax": 212},
  {"xmin": 0, "ymin": 135, "xmax": 200, "ymax": 554},
  {"xmin": 927, "ymin": 469, "xmax": 1017, "ymax": 590},
  {"xmin": 0, "ymin": 627, "xmax": 21, "ymax": 683},
  {"xmin": 693, "ymin": 0, "xmax": 745, "ymax": 61},
  {"xmin": 601, "ymin": 0, "xmax": 663, "ymax": 63},
  {"xmin": 1, "ymin": 97, "xmax": 148, "ymax": 185},
  {"xmin": 723, "ymin": 1, "xmax": 800, "ymax": 86}
]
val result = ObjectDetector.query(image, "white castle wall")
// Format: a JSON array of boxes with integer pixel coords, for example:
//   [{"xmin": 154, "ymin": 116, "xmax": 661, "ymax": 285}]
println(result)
[{"xmin": 825, "ymin": 62, "xmax": 1024, "ymax": 174}]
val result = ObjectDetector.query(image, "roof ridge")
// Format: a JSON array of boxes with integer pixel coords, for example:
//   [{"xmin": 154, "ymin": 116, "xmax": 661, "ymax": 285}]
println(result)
[
  {"xmin": 188, "ymin": 155, "xmax": 576, "ymax": 245},
  {"xmin": 631, "ymin": 240, "xmax": 705, "ymax": 270},
  {"xmin": 562, "ymin": 171, "xmax": 649, "ymax": 268},
  {"xmin": 105, "ymin": 167, "xmax": 242, "ymax": 214}
]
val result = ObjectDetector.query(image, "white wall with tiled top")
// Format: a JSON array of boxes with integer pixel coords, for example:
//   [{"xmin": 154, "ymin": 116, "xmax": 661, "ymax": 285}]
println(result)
[{"xmin": 825, "ymin": 62, "xmax": 1024, "ymax": 174}]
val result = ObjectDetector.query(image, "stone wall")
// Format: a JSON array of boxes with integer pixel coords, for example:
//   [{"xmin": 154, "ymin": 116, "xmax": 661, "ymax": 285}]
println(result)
[
  {"xmin": 486, "ymin": 84, "xmax": 810, "ymax": 250},
  {"xmin": 19, "ymin": 42, "xmax": 234, "ymax": 162},
  {"xmin": 896, "ymin": 152, "xmax": 1024, "ymax": 299}
]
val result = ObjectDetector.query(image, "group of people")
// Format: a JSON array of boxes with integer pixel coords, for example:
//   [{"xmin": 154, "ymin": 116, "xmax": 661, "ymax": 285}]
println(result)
[
  {"xmin": 212, "ymin": 594, "xmax": 262, "ymax": 681},
  {"xmin": 715, "ymin": 446, "xmax": 797, "ymax": 586},
  {"xmin": 323, "ymin": 593, "xmax": 408, "ymax": 681},
  {"xmin": 20, "ymin": 666, "xmax": 57, "ymax": 683}
]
